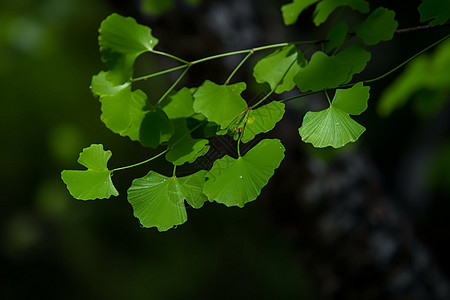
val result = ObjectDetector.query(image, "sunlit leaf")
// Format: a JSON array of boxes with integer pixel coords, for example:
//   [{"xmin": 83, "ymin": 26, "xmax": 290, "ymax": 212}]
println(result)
[
  {"xmin": 166, "ymin": 119, "xmax": 209, "ymax": 165},
  {"xmin": 253, "ymin": 45, "xmax": 306, "ymax": 94},
  {"xmin": 295, "ymin": 44, "xmax": 371, "ymax": 92},
  {"xmin": 419, "ymin": 0, "xmax": 450, "ymax": 26},
  {"xmin": 281, "ymin": 0, "xmax": 319, "ymax": 25},
  {"xmin": 161, "ymin": 88, "xmax": 196, "ymax": 119},
  {"xmin": 139, "ymin": 108, "xmax": 174, "ymax": 148},
  {"xmin": 355, "ymin": 7, "xmax": 398, "ymax": 45},
  {"xmin": 91, "ymin": 71, "xmax": 130, "ymax": 97},
  {"xmin": 239, "ymin": 102, "xmax": 286, "ymax": 143},
  {"xmin": 299, "ymin": 82, "xmax": 369, "ymax": 148},
  {"xmin": 99, "ymin": 13, "xmax": 159, "ymax": 84},
  {"xmin": 325, "ymin": 21, "xmax": 348, "ymax": 53},
  {"xmin": 61, "ymin": 144, "xmax": 118, "ymax": 200},
  {"xmin": 193, "ymin": 80, "xmax": 248, "ymax": 129},
  {"xmin": 127, "ymin": 170, "xmax": 208, "ymax": 231},
  {"xmin": 313, "ymin": 0, "xmax": 369, "ymax": 26},
  {"xmin": 99, "ymin": 86, "xmax": 148, "ymax": 141},
  {"xmin": 203, "ymin": 139, "xmax": 285, "ymax": 207}
]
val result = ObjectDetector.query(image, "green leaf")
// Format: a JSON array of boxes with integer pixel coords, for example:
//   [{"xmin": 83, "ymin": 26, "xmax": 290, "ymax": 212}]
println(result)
[
  {"xmin": 61, "ymin": 144, "xmax": 118, "ymax": 200},
  {"xmin": 99, "ymin": 86, "xmax": 148, "ymax": 141},
  {"xmin": 355, "ymin": 7, "xmax": 398, "ymax": 45},
  {"xmin": 238, "ymin": 102, "xmax": 286, "ymax": 143},
  {"xmin": 325, "ymin": 21, "xmax": 348, "ymax": 53},
  {"xmin": 419, "ymin": 0, "xmax": 450, "ymax": 26},
  {"xmin": 139, "ymin": 108, "xmax": 174, "ymax": 148},
  {"xmin": 253, "ymin": 45, "xmax": 306, "ymax": 94},
  {"xmin": 295, "ymin": 44, "xmax": 371, "ymax": 92},
  {"xmin": 299, "ymin": 106, "xmax": 365, "ymax": 148},
  {"xmin": 161, "ymin": 87, "xmax": 196, "ymax": 119},
  {"xmin": 91, "ymin": 71, "xmax": 130, "ymax": 97},
  {"xmin": 99, "ymin": 13, "xmax": 159, "ymax": 84},
  {"xmin": 166, "ymin": 119, "xmax": 209, "ymax": 166},
  {"xmin": 313, "ymin": 0, "xmax": 369, "ymax": 26},
  {"xmin": 332, "ymin": 82, "xmax": 370, "ymax": 115},
  {"xmin": 299, "ymin": 83, "xmax": 369, "ymax": 148},
  {"xmin": 281, "ymin": 0, "xmax": 320, "ymax": 25},
  {"xmin": 127, "ymin": 170, "xmax": 208, "ymax": 231},
  {"xmin": 193, "ymin": 80, "xmax": 248, "ymax": 129},
  {"xmin": 203, "ymin": 139, "xmax": 285, "ymax": 208}
]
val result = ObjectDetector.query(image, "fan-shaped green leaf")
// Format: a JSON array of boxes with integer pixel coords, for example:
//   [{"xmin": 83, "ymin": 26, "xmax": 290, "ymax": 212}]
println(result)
[
  {"xmin": 99, "ymin": 13, "xmax": 159, "ymax": 84},
  {"xmin": 253, "ymin": 45, "xmax": 306, "ymax": 94},
  {"xmin": 61, "ymin": 144, "xmax": 118, "ymax": 200},
  {"xmin": 127, "ymin": 170, "xmax": 208, "ymax": 231},
  {"xmin": 313, "ymin": 0, "xmax": 369, "ymax": 26},
  {"xmin": 325, "ymin": 21, "xmax": 348, "ymax": 53},
  {"xmin": 99, "ymin": 86, "xmax": 148, "ymax": 141},
  {"xmin": 139, "ymin": 108, "xmax": 174, "ymax": 148},
  {"xmin": 238, "ymin": 102, "xmax": 286, "ymax": 143},
  {"xmin": 419, "ymin": 0, "xmax": 450, "ymax": 26},
  {"xmin": 161, "ymin": 88, "xmax": 195, "ymax": 119},
  {"xmin": 166, "ymin": 119, "xmax": 209, "ymax": 165},
  {"xmin": 295, "ymin": 44, "xmax": 371, "ymax": 92},
  {"xmin": 355, "ymin": 7, "xmax": 398, "ymax": 45},
  {"xmin": 193, "ymin": 80, "xmax": 248, "ymax": 129},
  {"xmin": 203, "ymin": 139, "xmax": 285, "ymax": 207},
  {"xmin": 299, "ymin": 106, "xmax": 365, "ymax": 148},
  {"xmin": 91, "ymin": 71, "xmax": 130, "ymax": 97},
  {"xmin": 333, "ymin": 82, "xmax": 370, "ymax": 115},
  {"xmin": 281, "ymin": 0, "xmax": 319, "ymax": 25}
]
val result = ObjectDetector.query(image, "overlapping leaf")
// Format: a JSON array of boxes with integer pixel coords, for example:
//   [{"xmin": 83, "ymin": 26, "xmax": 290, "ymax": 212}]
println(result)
[
  {"xmin": 127, "ymin": 170, "xmax": 208, "ymax": 231},
  {"xmin": 325, "ymin": 22, "xmax": 348, "ymax": 53},
  {"xmin": 203, "ymin": 139, "xmax": 285, "ymax": 208},
  {"xmin": 139, "ymin": 108, "xmax": 174, "ymax": 148},
  {"xmin": 313, "ymin": 0, "xmax": 369, "ymax": 26},
  {"xmin": 193, "ymin": 80, "xmax": 248, "ymax": 129},
  {"xmin": 166, "ymin": 119, "xmax": 209, "ymax": 165},
  {"xmin": 295, "ymin": 44, "xmax": 371, "ymax": 92},
  {"xmin": 99, "ymin": 13, "xmax": 159, "ymax": 84},
  {"xmin": 161, "ymin": 88, "xmax": 196, "ymax": 119},
  {"xmin": 299, "ymin": 82, "xmax": 370, "ymax": 148},
  {"xmin": 281, "ymin": 0, "xmax": 319, "ymax": 25},
  {"xmin": 419, "ymin": 0, "xmax": 450, "ymax": 26},
  {"xmin": 355, "ymin": 7, "xmax": 398, "ymax": 45},
  {"xmin": 253, "ymin": 45, "xmax": 306, "ymax": 94},
  {"xmin": 61, "ymin": 144, "xmax": 118, "ymax": 200}
]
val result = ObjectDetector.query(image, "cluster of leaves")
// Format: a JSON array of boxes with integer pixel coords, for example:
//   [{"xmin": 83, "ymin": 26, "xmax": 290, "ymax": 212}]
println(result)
[{"xmin": 62, "ymin": 0, "xmax": 449, "ymax": 231}]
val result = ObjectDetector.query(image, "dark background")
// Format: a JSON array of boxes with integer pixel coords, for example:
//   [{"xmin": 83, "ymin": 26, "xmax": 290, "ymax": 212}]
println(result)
[{"xmin": 1, "ymin": 0, "xmax": 450, "ymax": 299}]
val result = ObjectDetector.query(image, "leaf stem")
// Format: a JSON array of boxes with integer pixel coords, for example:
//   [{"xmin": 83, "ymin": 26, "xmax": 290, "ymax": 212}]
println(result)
[
  {"xmin": 150, "ymin": 49, "xmax": 189, "ymax": 64},
  {"xmin": 173, "ymin": 165, "xmax": 177, "ymax": 177},
  {"xmin": 132, "ymin": 64, "xmax": 189, "ymax": 82},
  {"xmin": 156, "ymin": 66, "xmax": 191, "ymax": 105},
  {"xmin": 111, "ymin": 149, "xmax": 169, "ymax": 172},
  {"xmin": 225, "ymin": 50, "xmax": 254, "ymax": 85},
  {"xmin": 325, "ymin": 91, "xmax": 331, "ymax": 105}
]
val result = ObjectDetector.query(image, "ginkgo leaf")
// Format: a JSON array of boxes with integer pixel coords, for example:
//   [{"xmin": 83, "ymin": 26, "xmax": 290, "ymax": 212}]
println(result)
[
  {"xmin": 313, "ymin": 0, "xmax": 369, "ymax": 26},
  {"xmin": 253, "ymin": 45, "xmax": 306, "ymax": 94},
  {"xmin": 419, "ymin": 0, "xmax": 450, "ymax": 26},
  {"xmin": 239, "ymin": 102, "xmax": 286, "ymax": 143},
  {"xmin": 355, "ymin": 7, "xmax": 398, "ymax": 45},
  {"xmin": 91, "ymin": 71, "xmax": 130, "ymax": 97},
  {"xmin": 61, "ymin": 144, "xmax": 118, "ymax": 200},
  {"xmin": 193, "ymin": 80, "xmax": 248, "ymax": 129},
  {"xmin": 281, "ymin": 0, "xmax": 320, "ymax": 25},
  {"xmin": 127, "ymin": 170, "xmax": 208, "ymax": 231},
  {"xmin": 99, "ymin": 86, "xmax": 148, "ymax": 141},
  {"xmin": 161, "ymin": 88, "xmax": 196, "ymax": 119},
  {"xmin": 299, "ymin": 83, "xmax": 369, "ymax": 148},
  {"xmin": 299, "ymin": 106, "xmax": 365, "ymax": 148},
  {"xmin": 295, "ymin": 44, "xmax": 371, "ymax": 92},
  {"xmin": 325, "ymin": 21, "xmax": 348, "ymax": 53},
  {"xmin": 139, "ymin": 108, "xmax": 174, "ymax": 148},
  {"xmin": 203, "ymin": 139, "xmax": 285, "ymax": 208},
  {"xmin": 332, "ymin": 82, "xmax": 370, "ymax": 115},
  {"xmin": 166, "ymin": 119, "xmax": 209, "ymax": 165},
  {"xmin": 99, "ymin": 13, "xmax": 159, "ymax": 84}
]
